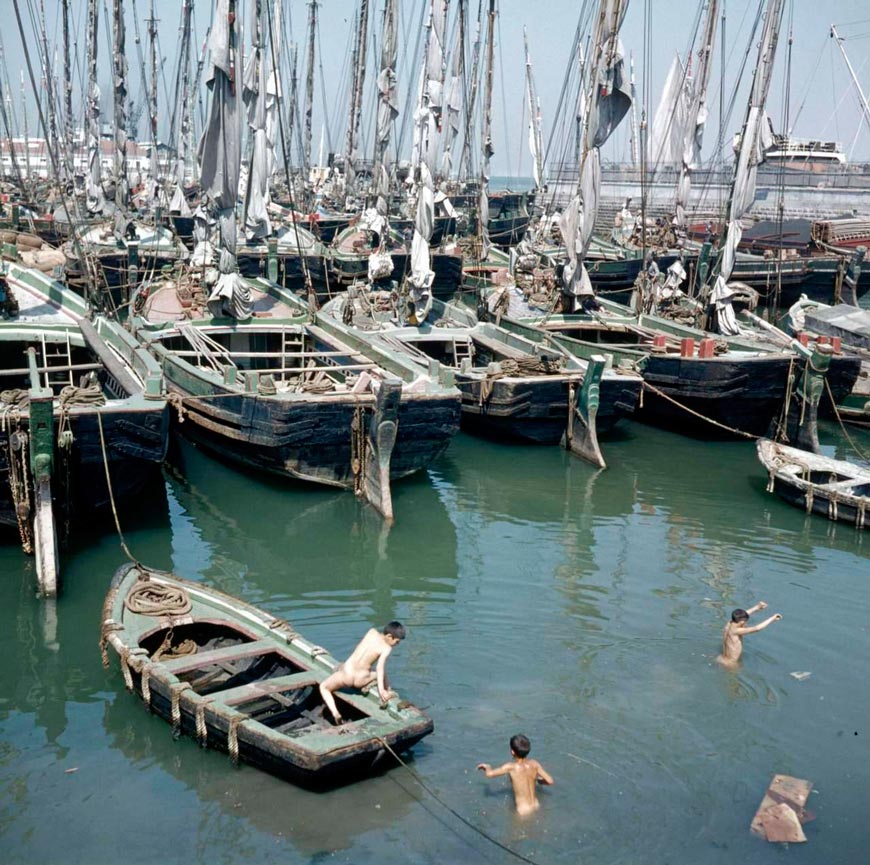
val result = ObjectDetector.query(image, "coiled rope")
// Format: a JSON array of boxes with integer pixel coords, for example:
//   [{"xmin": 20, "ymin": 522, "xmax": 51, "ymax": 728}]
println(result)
[{"xmin": 124, "ymin": 582, "xmax": 192, "ymax": 617}]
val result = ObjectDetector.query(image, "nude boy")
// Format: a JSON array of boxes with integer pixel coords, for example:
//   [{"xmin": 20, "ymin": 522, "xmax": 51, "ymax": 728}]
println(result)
[
  {"xmin": 477, "ymin": 734, "xmax": 554, "ymax": 816},
  {"xmin": 717, "ymin": 601, "xmax": 782, "ymax": 668},
  {"xmin": 319, "ymin": 621, "xmax": 405, "ymax": 724}
]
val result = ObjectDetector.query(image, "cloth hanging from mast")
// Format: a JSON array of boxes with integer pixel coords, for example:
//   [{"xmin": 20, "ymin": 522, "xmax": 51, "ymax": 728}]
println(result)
[
  {"xmin": 243, "ymin": 0, "xmax": 280, "ymax": 240},
  {"xmin": 375, "ymin": 0, "xmax": 398, "ymax": 217},
  {"xmin": 86, "ymin": 0, "xmax": 105, "ymax": 214},
  {"xmin": 710, "ymin": 0, "xmax": 784, "ymax": 336},
  {"xmin": 561, "ymin": 0, "xmax": 632, "ymax": 307},
  {"xmin": 649, "ymin": 54, "xmax": 690, "ymax": 168},
  {"xmin": 440, "ymin": 20, "xmax": 462, "ymax": 179},
  {"xmin": 199, "ymin": 0, "xmax": 251, "ymax": 320}
]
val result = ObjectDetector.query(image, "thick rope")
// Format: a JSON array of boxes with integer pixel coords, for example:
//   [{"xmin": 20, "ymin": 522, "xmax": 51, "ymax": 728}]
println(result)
[
  {"xmin": 195, "ymin": 699, "xmax": 215, "ymax": 747},
  {"xmin": 228, "ymin": 716, "xmax": 245, "ymax": 765},
  {"xmin": 641, "ymin": 381, "xmax": 757, "ymax": 439},
  {"xmin": 141, "ymin": 664, "xmax": 152, "ymax": 710},
  {"xmin": 119, "ymin": 647, "xmax": 134, "ymax": 691},
  {"xmin": 170, "ymin": 682, "xmax": 192, "ymax": 733},
  {"xmin": 96, "ymin": 412, "xmax": 137, "ymax": 563},
  {"xmin": 124, "ymin": 582, "xmax": 192, "ymax": 617}
]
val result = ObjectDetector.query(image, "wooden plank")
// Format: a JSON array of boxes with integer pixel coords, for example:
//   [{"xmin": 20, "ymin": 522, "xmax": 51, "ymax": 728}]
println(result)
[{"xmin": 751, "ymin": 774, "xmax": 814, "ymax": 842}]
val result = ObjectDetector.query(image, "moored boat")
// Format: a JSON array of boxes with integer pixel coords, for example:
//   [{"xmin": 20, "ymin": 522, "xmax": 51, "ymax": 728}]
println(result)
[
  {"xmin": 758, "ymin": 438, "xmax": 870, "ymax": 528},
  {"xmin": 101, "ymin": 562, "xmax": 434, "ymax": 788}
]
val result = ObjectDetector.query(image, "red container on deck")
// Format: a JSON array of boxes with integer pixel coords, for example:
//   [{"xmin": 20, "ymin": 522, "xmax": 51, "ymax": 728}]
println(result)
[
  {"xmin": 798, "ymin": 333, "xmax": 809, "ymax": 347},
  {"xmin": 817, "ymin": 335, "xmax": 830, "ymax": 345},
  {"xmin": 680, "ymin": 338, "xmax": 696, "ymax": 358},
  {"xmin": 831, "ymin": 336, "xmax": 842, "ymax": 354},
  {"xmin": 653, "ymin": 334, "xmax": 667, "ymax": 348},
  {"xmin": 698, "ymin": 338, "xmax": 716, "ymax": 358}
]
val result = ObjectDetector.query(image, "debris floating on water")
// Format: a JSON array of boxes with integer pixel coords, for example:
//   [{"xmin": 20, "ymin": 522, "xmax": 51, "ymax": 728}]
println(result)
[
  {"xmin": 790, "ymin": 671, "xmax": 812, "ymax": 681},
  {"xmin": 751, "ymin": 774, "xmax": 814, "ymax": 843}
]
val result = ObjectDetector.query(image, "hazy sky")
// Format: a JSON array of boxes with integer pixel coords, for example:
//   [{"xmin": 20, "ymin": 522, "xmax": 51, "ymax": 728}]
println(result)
[{"xmin": 3, "ymin": 0, "xmax": 870, "ymax": 175}]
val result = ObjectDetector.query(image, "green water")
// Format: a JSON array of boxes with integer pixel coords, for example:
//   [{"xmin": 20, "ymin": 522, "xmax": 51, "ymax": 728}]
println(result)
[{"xmin": 1, "ymin": 423, "xmax": 868, "ymax": 865}]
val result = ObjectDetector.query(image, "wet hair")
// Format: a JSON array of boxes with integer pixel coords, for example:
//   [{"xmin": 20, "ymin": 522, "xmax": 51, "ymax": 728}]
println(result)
[
  {"xmin": 731, "ymin": 608, "xmax": 750, "ymax": 624},
  {"xmin": 383, "ymin": 621, "xmax": 406, "ymax": 641},
  {"xmin": 510, "ymin": 734, "xmax": 531, "ymax": 758}
]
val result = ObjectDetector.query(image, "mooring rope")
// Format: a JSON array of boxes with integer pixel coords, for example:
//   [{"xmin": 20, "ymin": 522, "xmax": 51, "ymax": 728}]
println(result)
[
  {"xmin": 824, "ymin": 378, "xmax": 870, "ymax": 464},
  {"xmin": 96, "ymin": 412, "xmax": 137, "ymax": 563},
  {"xmin": 641, "ymin": 381, "xmax": 758, "ymax": 439},
  {"xmin": 376, "ymin": 737, "xmax": 545, "ymax": 865}
]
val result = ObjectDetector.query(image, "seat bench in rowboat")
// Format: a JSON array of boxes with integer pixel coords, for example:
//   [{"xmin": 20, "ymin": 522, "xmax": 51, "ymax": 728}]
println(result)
[{"xmin": 101, "ymin": 563, "xmax": 433, "ymax": 788}]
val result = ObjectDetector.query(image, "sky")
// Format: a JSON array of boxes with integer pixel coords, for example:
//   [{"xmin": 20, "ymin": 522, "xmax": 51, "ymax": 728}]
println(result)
[{"xmin": 2, "ymin": 0, "xmax": 870, "ymax": 177}]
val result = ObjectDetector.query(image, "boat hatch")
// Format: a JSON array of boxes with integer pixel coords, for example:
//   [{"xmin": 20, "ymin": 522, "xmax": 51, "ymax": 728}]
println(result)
[
  {"xmin": 850, "ymin": 484, "xmax": 870, "ymax": 496},
  {"xmin": 176, "ymin": 650, "xmax": 308, "ymax": 697},
  {"xmin": 139, "ymin": 622, "xmax": 253, "ymax": 656},
  {"xmin": 804, "ymin": 471, "xmax": 852, "ymax": 485},
  {"xmin": 235, "ymin": 686, "xmax": 369, "ymax": 735}
]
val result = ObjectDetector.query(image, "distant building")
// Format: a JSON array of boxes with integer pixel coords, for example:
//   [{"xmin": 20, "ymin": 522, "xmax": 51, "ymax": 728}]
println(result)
[{"xmin": 0, "ymin": 135, "xmax": 175, "ymax": 182}]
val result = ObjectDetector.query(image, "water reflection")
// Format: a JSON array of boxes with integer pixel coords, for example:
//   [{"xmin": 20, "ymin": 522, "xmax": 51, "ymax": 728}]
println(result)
[{"xmin": 101, "ymin": 694, "xmax": 426, "ymax": 860}]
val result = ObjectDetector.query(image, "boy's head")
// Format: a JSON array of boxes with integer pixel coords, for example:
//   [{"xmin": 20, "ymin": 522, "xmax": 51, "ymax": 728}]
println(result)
[
  {"xmin": 731, "ymin": 608, "xmax": 750, "ymax": 624},
  {"xmin": 510, "ymin": 734, "xmax": 531, "ymax": 759},
  {"xmin": 383, "ymin": 621, "xmax": 406, "ymax": 645}
]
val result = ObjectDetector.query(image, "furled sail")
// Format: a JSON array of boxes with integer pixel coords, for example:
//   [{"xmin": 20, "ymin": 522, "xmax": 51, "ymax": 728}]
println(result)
[
  {"xmin": 198, "ymin": 0, "xmax": 251, "ymax": 320},
  {"xmin": 86, "ymin": 0, "xmax": 104, "ymax": 214},
  {"xmin": 524, "ymin": 28, "xmax": 545, "ymax": 189},
  {"xmin": 560, "ymin": 0, "xmax": 632, "ymax": 308},
  {"xmin": 649, "ymin": 54, "xmax": 689, "ymax": 168},
  {"xmin": 709, "ymin": 0, "xmax": 784, "ymax": 335},
  {"xmin": 374, "ymin": 0, "xmax": 398, "ymax": 217}
]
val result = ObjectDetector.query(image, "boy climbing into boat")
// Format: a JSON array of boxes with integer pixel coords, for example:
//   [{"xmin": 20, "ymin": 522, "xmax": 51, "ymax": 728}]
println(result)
[
  {"xmin": 319, "ymin": 621, "xmax": 405, "ymax": 725},
  {"xmin": 717, "ymin": 601, "xmax": 782, "ymax": 668},
  {"xmin": 477, "ymin": 734, "xmax": 554, "ymax": 816}
]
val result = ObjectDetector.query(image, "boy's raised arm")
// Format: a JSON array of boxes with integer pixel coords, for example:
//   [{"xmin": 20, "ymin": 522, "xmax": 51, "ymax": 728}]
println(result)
[
  {"xmin": 746, "ymin": 601, "xmax": 769, "ymax": 616},
  {"xmin": 737, "ymin": 613, "xmax": 782, "ymax": 635}
]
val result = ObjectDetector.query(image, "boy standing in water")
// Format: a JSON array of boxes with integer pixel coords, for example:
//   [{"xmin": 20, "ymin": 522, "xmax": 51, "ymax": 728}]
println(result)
[
  {"xmin": 477, "ymin": 734, "xmax": 554, "ymax": 816},
  {"xmin": 319, "ymin": 621, "xmax": 405, "ymax": 725},
  {"xmin": 717, "ymin": 601, "xmax": 782, "ymax": 668}
]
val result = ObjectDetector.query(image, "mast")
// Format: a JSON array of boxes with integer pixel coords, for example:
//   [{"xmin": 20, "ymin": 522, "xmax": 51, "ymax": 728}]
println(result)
[
  {"xmin": 112, "ymin": 0, "xmax": 128, "ymax": 210},
  {"xmin": 559, "ymin": 0, "xmax": 632, "ymax": 309},
  {"xmin": 830, "ymin": 25, "xmax": 870, "ymax": 139},
  {"xmin": 374, "ymin": 0, "xmax": 398, "ymax": 215},
  {"xmin": 147, "ymin": 1, "xmax": 160, "ymax": 195},
  {"xmin": 523, "ymin": 27, "xmax": 544, "ymax": 190},
  {"xmin": 674, "ymin": 0, "xmax": 718, "ymax": 229},
  {"xmin": 707, "ymin": 0, "xmax": 785, "ymax": 335},
  {"xmin": 459, "ymin": 0, "xmax": 482, "ymax": 179},
  {"xmin": 344, "ymin": 0, "xmax": 370, "ymax": 196},
  {"xmin": 86, "ymin": 0, "xmax": 103, "ymax": 212},
  {"xmin": 303, "ymin": 0, "xmax": 318, "ymax": 173},
  {"xmin": 408, "ymin": 0, "xmax": 447, "ymax": 323},
  {"xmin": 0, "ymin": 63, "xmax": 24, "ymax": 188},
  {"xmin": 21, "ymin": 71, "xmax": 31, "ymax": 181},
  {"xmin": 37, "ymin": 1, "xmax": 59, "ymax": 174},
  {"xmin": 478, "ymin": 0, "xmax": 495, "ymax": 259},
  {"xmin": 62, "ymin": 0, "xmax": 73, "ymax": 172},
  {"xmin": 170, "ymin": 0, "xmax": 194, "ymax": 213},
  {"xmin": 628, "ymin": 51, "xmax": 638, "ymax": 165}
]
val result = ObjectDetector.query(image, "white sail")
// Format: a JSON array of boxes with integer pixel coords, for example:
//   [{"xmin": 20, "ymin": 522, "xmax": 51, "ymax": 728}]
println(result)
[
  {"xmin": 375, "ymin": 0, "xmax": 398, "ymax": 216},
  {"xmin": 440, "ymin": 17, "xmax": 462, "ymax": 179},
  {"xmin": 649, "ymin": 54, "xmax": 689, "ymax": 168},
  {"xmin": 86, "ymin": 0, "xmax": 104, "ymax": 214},
  {"xmin": 524, "ymin": 28, "xmax": 545, "ymax": 189}
]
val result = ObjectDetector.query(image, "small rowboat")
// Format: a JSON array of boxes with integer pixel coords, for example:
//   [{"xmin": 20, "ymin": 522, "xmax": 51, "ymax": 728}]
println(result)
[
  {"xmin": 101, "ymin": 563, "xmax": 433, "ymax": 788},
  {"xmin": 757, "ymin": 438, "xmax": 870, "ymax": 528}
]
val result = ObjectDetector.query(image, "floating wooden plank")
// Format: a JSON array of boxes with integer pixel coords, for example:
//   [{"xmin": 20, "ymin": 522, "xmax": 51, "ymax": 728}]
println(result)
[{"xmin": 751, "ymin": 774, "xmax": 814, "ymax": 843}]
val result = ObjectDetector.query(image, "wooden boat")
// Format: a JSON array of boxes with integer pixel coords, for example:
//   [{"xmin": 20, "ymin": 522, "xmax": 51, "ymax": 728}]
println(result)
[
  {"xmin": 130, "ymin": 272, "xmax": 461, "ymax": 521},
  {"xmin": 324, "ymin": 292, "xmax": 642, "ymax": 468},
  {"xmin": 235, "ymin": 222, "xmax": 329, "ymax": 296},
  {"xmin": 101, "ymin": 562, "xmax": 434, "ymax": 788},
  {"xmin": 757, "ymin": 438, "xmax": 870, "ymax": 528},
  {"xmin": 0, "ymin": 261, "xmax": 169, "ymax": 595},
  {"xmin": 479, "ymin": 288, "xmax": 861, "ymax": 443},
  {"xmin": 786, "ymin": 296, "xmax": 870, "ymax": 427}
]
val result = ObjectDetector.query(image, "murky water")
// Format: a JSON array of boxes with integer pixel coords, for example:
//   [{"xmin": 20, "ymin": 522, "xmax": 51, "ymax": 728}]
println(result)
[{"xmin": 1, "ymin": 420, "xmax": 868, "ymax": 865}]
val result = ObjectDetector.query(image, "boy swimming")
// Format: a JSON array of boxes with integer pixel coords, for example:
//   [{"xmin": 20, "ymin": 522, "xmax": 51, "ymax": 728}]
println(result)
[
  {"xmin": 477, "ymin": 733, "xmax": 554, "ymax": 816},
  {"xmin": 717, "ymin": 601, "xmax": 782, "ymax": 668}
]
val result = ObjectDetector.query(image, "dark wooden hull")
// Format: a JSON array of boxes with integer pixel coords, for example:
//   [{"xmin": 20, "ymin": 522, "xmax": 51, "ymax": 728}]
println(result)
[
  {"xmin": 456, "ymin": 373, "xmax": 640, "ymax": 443},
  {"xmin": 164, "ymin": 374, "xmax": 460, "ymax": 488},
  {"xmin": 329, "ymin": 249, "xmax": 463, "ymax": 298},
  {"xmin": 237, "ymin": 249, "xmax": 328, "ymax": 293},
  {"xmin": 0, "ymin": 404, "xmax": 169, "ymax": 527}
]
